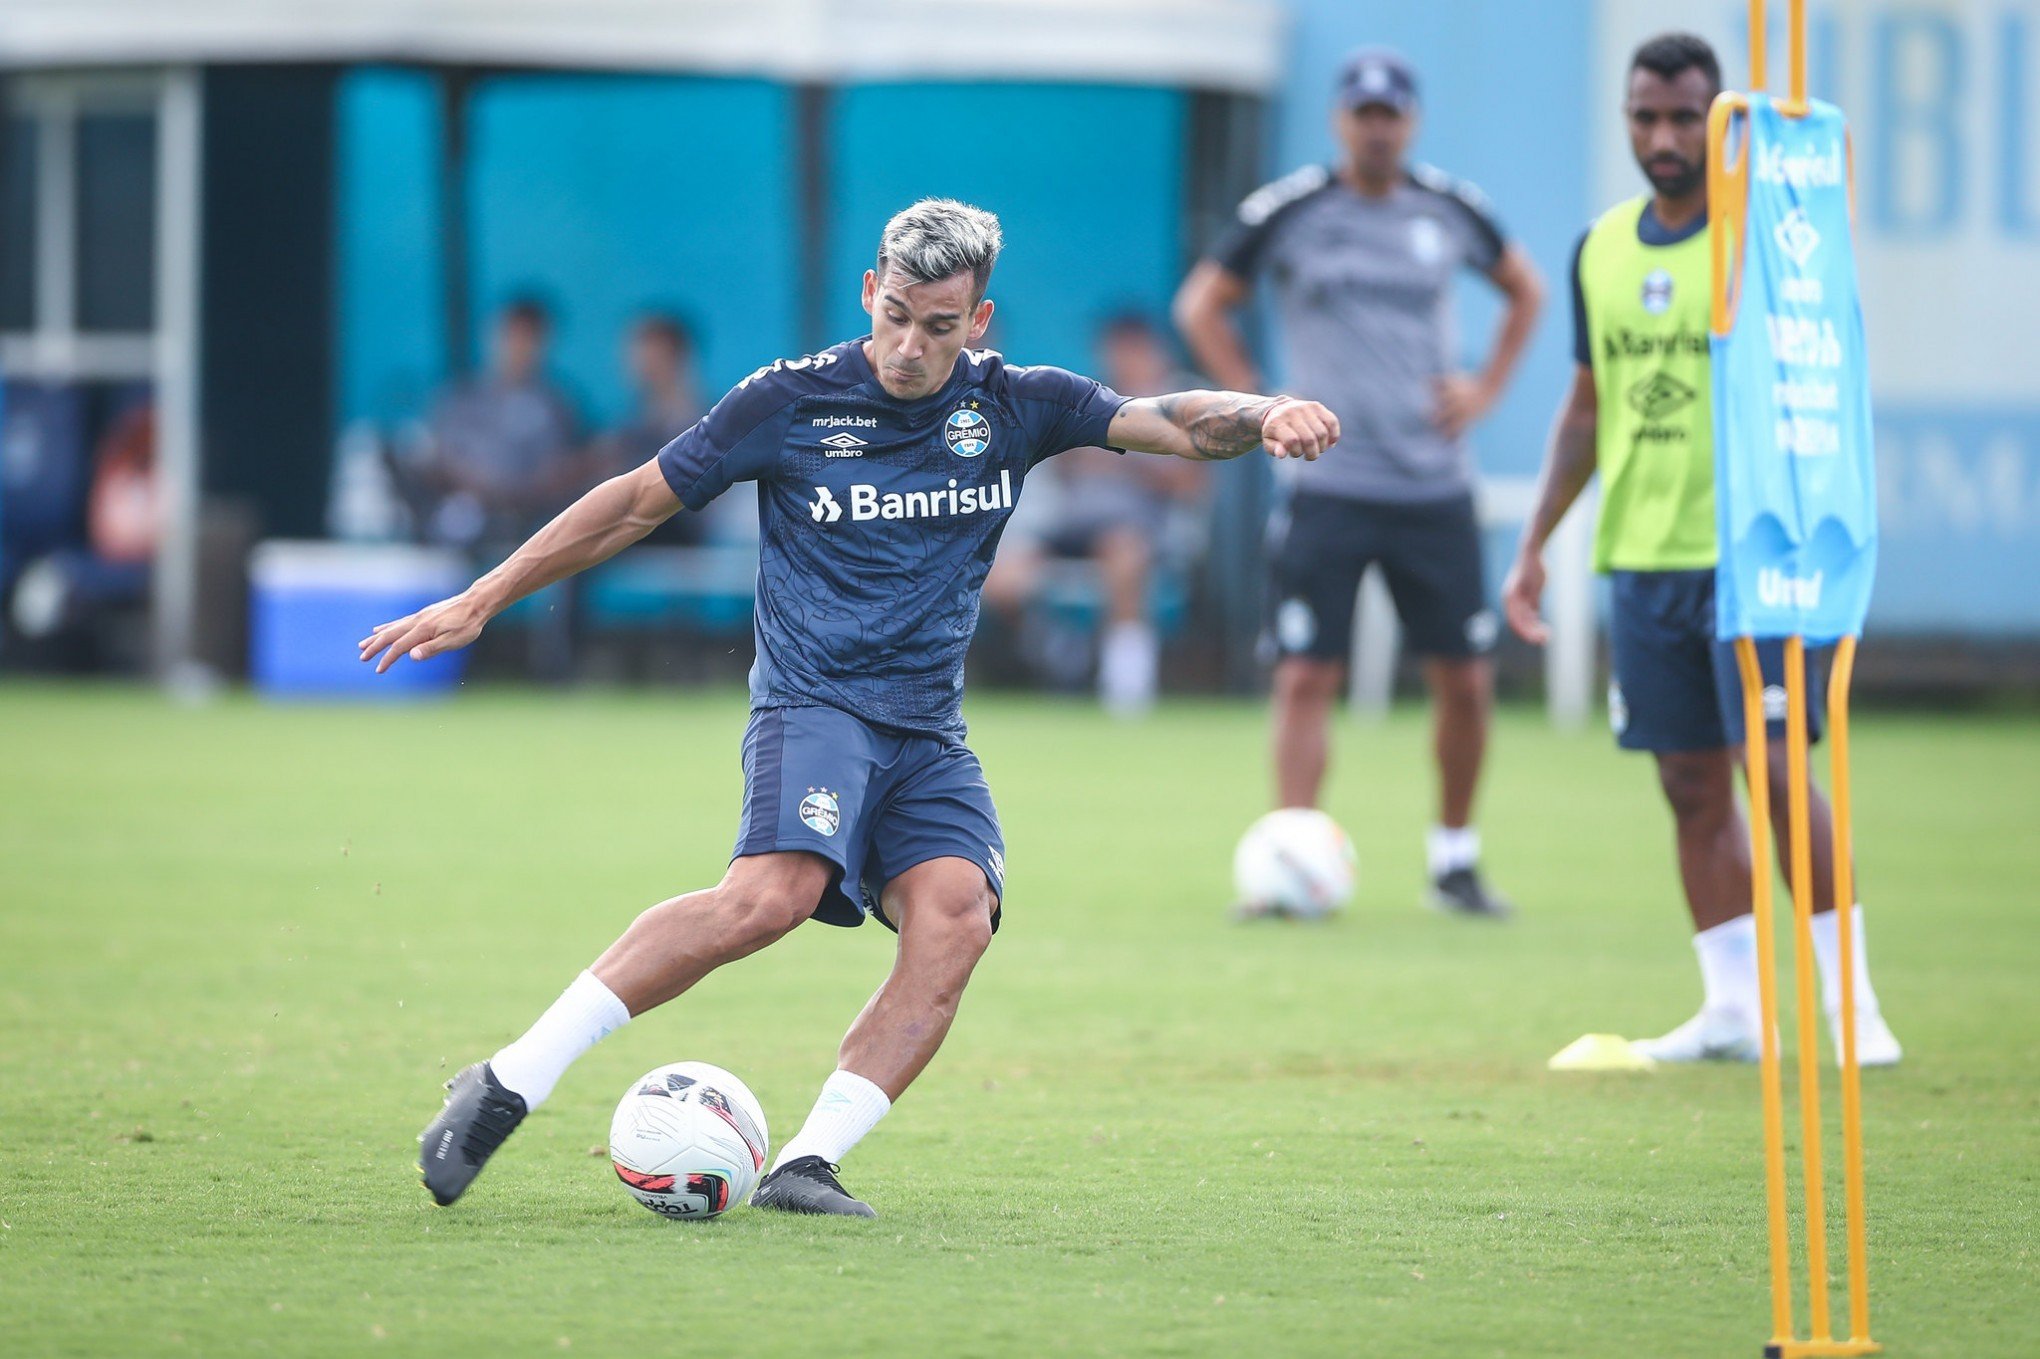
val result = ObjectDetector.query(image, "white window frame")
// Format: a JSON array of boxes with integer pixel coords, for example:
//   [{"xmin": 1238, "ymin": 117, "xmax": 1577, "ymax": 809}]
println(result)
[
  {"xmin": 2, "ymin": 71, "xmax": 165, "ymax": 381},
  {"xmin": 2, "ymin": 67, "xmax": 204, "ymax": 678}
]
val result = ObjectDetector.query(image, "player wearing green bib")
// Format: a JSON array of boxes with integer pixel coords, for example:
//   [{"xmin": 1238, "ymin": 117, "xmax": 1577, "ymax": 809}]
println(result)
[
  {"xmin": 1575, "ymin": 195, "xmax": 1716, "ymax": 574},
  {"xmin": 1502, "ymin": 34, "xmax": 1898, "ymax": 1065}
]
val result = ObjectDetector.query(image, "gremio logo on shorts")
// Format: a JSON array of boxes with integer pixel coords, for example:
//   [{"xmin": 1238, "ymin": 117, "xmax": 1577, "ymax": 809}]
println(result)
[
  {"xmin": 798, "ymin": 788, "xmax": 840, "ymax": 836},
  {"xmin": 809, "ymin": 470, "xmax": 1013, "ymax": 524}
]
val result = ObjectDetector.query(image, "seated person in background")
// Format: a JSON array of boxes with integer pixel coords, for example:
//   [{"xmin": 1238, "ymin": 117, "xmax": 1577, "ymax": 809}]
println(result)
[
  {"xmin": 414, "ymin": 297, "xmax": 582, "ymax": 552},
  {"xmin": 985, "ymin": 314, "xmax": 1207, "ymax": 715},
  {"xmin": 88, "ymin": 404, "xmax": 157, "ymax": 567},
  {"xmin": 412, "ymin": 298, "xmax": 584, "ymax": 679},
  {"xmin": 590, "ymin": 314, "xmax": 711, "ymax": 547},
  {"xmin": 8, "ymin": 399, "xmax": 157, "ymax": 662}
]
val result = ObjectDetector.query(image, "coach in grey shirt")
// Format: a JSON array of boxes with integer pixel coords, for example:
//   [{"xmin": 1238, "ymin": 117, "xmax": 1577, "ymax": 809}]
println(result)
[{"xmin": 1176, "ymin": 47, "xmax": 1543, "ymax": 918}]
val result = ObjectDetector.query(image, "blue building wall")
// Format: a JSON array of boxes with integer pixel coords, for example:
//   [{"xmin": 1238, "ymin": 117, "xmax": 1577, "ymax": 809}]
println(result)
[
  {"xmin": 825, "ymin": 83, "xmax": 1186, "ymax": 374},
  {"xmin": 466, "ymin": 74, "xmax": 798, "ymax": 424},
  {"xmin": 337, "ymin": 74, "xmax": 1182, "ymax": 433},
  {"xmin": 335, "ymin": 69, "xmax": 445, "ymax": 429},
  {"xmin": 338, "ymin": 69, "xmax": 799, "ymax": 430}
]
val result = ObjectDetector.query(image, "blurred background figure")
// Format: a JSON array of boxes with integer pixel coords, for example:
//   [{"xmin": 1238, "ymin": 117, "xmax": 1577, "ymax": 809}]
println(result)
[
  {"xmin": 410, "ymin": 297, "xmax": 583, "ymax": 554},
  {"xmin": 403, "ymin": 297, "xmax": 583, "ymax": 678},
  {"xmin": 984, "ymin": 313, "xmax": 1208, "ymax": 716},
  {"xmin": 1175, "ymin": 46, "xmax": 1544, "ymax": 916},
  {"xmin": 6, "ymin": 396, "xmax": 157, "ymax": 669},
  {"xmin": 592, "ymin": 313, "xmax": 710, "ymax": 546}
]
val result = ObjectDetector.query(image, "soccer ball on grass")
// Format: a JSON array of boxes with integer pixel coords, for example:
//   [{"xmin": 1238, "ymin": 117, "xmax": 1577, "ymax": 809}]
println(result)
[
  {"xmin": 609, "ymin": 1061, "xmax": 769, "ymax": 1219},
  {"xmin": 1232, "ymin": 808, "xmax": 1358, "ymax": 919}
]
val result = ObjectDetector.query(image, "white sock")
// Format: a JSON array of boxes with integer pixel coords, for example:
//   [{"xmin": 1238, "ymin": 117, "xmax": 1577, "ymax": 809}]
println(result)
[
  {"xmin": 1693, "ymin": 915, "xmax": 1761, "ymax": 1024},
  {"xmin": 1098, "ymin": 621, "xmax": 1158, "ymax": 715},
  {"xmin": 1810, "ymin": 904, "xmax": 1882, "ymax": 1017},
  {"xmin": 770, "ymin": 1070, "xmax": 892, "ymax": 1172},
  {"xmin": 489, "ymin": 970, "xmax": 630, "ymax": 1110},
  {"xmin": 1426, "ymin": 825, "xmax": 1480, "ymax": 878}
]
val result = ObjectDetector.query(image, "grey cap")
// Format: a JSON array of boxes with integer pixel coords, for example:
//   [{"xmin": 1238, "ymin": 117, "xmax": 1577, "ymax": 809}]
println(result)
[{"xmin": 1337, "ymin": 47, "xmax": 1419, "ymax": 113}]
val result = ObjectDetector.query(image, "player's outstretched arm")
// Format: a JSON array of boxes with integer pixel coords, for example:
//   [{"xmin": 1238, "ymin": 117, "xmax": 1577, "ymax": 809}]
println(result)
[
  {"xmin": 358, "ymin": 460, "xmax": 681, "ymax": 672},
  {"xmin": 1106, "ymin": 391, "xmax": 1340, "ymax": 463},
  {"xmin": 1502, "ymin": 365, "xmax": 1599, "ymax": 645}
]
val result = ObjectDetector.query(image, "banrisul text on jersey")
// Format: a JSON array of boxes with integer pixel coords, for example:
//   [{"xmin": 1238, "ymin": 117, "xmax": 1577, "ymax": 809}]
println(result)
[{"xmin": 810, "ymin": 471, "xmax": 1013, "ymax": 524}]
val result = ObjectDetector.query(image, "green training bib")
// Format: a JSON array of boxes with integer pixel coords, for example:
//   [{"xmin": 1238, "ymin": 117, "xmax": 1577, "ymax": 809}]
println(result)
[{"xmin": 1579, "ymin": 196, "xmax": 1718, "ymax": 571}]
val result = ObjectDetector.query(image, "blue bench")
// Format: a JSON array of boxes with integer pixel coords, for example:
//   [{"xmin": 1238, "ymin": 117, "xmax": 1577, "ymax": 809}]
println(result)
[{"xmin": 582, "ymin": 546, "xmax": 757, "ymax": 636}]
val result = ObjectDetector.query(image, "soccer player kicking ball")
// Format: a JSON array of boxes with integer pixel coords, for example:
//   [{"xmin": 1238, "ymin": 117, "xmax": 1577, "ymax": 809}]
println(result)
[
  {"xmin": 1501, "ymin": 35, "xmax": 1899, "ymax": 1066},
  {"xmin": 363, "ymin": 198, "xmax": 1339, "ymax": 1215}
]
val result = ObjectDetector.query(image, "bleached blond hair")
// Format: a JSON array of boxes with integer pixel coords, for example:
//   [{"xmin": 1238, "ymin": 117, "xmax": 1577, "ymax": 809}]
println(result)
[{"xmin": 875, "ymin": 198, "xmax": 1004, "ymax": 299}]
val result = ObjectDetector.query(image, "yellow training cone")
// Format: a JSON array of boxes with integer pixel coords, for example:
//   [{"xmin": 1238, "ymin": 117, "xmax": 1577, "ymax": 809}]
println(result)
[{"xmin": 1548, "ymin": 1034, "xmax": 1658, "ymax": 1072}]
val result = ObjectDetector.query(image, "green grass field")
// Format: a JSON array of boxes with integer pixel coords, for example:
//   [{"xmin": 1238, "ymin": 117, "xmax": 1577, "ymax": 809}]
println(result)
[{"xmin": 2, "ymin": 683, "xmax": 2035, "ymax": 1358}]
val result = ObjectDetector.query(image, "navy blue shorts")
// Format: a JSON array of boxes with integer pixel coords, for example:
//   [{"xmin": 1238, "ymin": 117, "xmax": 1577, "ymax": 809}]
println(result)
[
  {"xmin": 736, "ymin": 705, "xmax": 1005, "ymax": 932},
  {"xmin": 1267, "ymin": 492, "xmax": 1495, "ymax": 663},
  {"xmin": 1607, "ymin": 570, "xmax": 1826, "ymax": 753}
]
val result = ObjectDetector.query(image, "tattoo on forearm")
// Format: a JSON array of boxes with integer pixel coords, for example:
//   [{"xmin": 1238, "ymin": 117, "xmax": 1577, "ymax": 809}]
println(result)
[{"xmin": 1151, "ymin": 392, "xmax": 1280, "ymax": 461}]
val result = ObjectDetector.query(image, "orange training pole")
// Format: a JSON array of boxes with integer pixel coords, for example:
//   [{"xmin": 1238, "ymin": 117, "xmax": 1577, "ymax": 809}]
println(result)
[
  {"xmin": 1828, "ymin": 637, "xmax": 1873, "ymax": 1344},
  {"xmin": 1708, "ymin": 94, "xmax": 1752, "ymax": 339},
  {"xmin": 1750, "ymin": 0, "xmax": 1769, "ymax": 93},
  {"xmin": 1784, "ymin": 635, "xmax": 1832, "ymax": 1342},
  {"xmin": 1787, "ymin": 0, "xmax": 1808, "ymax": 111},
  {"xmin": 1738, "ymin": 638, "xmax": 1795, "ymax": 1347}
]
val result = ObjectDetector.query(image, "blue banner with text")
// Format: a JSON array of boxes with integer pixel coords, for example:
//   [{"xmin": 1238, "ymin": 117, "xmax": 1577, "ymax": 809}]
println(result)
[{"xmin": 1712, "ymin": 94, "xmax": 1877, "ymax": 644}]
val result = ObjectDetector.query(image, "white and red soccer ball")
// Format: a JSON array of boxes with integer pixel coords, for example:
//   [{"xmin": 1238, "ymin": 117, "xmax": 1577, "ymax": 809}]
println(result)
[
  {"xmin": 1232, "ymin": 808, "xmax": 1359, "ymax": 918},
  {"xmin": 609, "ymin": 1062, "xmax": 769, "ymax": 1219}
]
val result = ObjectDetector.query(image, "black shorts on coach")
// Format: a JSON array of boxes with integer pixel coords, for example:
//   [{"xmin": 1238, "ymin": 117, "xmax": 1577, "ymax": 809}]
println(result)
[{"xmin": 1266, "ymin": 491, "xmax": 1496, "ymax": 663}]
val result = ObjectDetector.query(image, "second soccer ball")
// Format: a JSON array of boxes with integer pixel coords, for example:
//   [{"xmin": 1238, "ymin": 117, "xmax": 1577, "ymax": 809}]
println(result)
[{"xmin": 1232, "ymin": 809, "xmax": 1358, "ymax": 919}]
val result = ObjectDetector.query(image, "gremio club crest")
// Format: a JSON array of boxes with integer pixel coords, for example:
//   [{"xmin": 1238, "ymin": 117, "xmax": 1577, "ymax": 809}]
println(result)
[{"xmin": 945, "ymin": 407, "xmax": 990, "ymax": 457}]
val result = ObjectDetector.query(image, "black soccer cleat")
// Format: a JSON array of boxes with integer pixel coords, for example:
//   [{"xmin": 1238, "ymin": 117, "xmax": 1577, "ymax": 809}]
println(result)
[
  {"xmin": 750, "ymin": 1156, "xmax": 878, "ymax": 1218},
  {"xmin": 1428, "ymin": 866, "xmax": 1515, "ymax": 920},
  {"xmin": 418, "ymin": 1062, "xmax": 528, "ymax": 1206}
]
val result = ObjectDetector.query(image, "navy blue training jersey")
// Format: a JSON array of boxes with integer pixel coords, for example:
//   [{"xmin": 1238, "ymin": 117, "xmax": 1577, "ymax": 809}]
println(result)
[{"xmin": 657, "ymin": 337, "xmax": 1128, "ymax": 738}]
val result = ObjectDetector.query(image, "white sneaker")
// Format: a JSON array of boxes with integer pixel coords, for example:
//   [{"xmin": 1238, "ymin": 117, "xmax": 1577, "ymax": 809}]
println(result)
[
  {"xmin": 1631, "ymin": 1008, "xmax": 1763, "ymax": 1063},
  {"xmin": 1830, "ymin": 1008, "xmax": 1903, "ymax": 1068}
]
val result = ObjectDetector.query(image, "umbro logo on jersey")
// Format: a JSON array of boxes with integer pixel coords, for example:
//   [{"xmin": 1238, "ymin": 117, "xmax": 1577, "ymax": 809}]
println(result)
[
  {"xmin": 808, "ymin": 471, "xmax": 1013, "ymax": 525},
  {"xmin": 1628, "ymin": 372, "xmax": 1696, "ymax": 420},
  {"xmin": 819, "ymin": 432, "xmax": 867, "ymax": 456}
]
